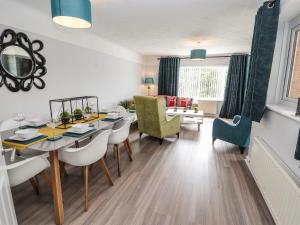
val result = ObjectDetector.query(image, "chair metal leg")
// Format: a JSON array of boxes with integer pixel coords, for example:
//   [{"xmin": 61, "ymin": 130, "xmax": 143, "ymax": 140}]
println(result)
[
  {"xmin": 29, "ymin": 178, "xmax": 40, "ymax": 195},
  {"xmin": 99, "ymin": 158, "xmax": 114, "ymax": 186},
  {"xmin": 83, "ymin": 166, "xmax": 89, "ymax": 212}
]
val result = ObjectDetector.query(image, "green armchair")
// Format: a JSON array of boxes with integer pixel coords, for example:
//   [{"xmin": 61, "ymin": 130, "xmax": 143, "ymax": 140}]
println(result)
[{"xmin": 134, "ymin": 96, "xmax": 180, "ymax": 144}]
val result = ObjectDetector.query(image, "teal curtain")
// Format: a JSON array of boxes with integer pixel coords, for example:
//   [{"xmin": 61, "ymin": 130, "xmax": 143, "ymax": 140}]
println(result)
[
  {"xmin": 219, "ymin": 54, "xmax": 249, "ymax": 119},
  {"xmin": 158, "ymin": 57, "xmax": 181, "ymax": 96},
  {"xmin": 295, "ymin": 129, "xmax": 300, "ymax": 161},
  {"xmin": 242, "ymin": 0, "xmax": 280, "ymax": 122}
]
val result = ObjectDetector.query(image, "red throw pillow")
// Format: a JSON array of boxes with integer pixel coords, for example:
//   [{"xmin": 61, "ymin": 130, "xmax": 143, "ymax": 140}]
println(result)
[
  {"xmin": 167, "ymin": 96, "xmax": 177, "ymax": 107},
  {"xmin": 178, "ymin": 98, "xmax": 189, "ymax": 107}
]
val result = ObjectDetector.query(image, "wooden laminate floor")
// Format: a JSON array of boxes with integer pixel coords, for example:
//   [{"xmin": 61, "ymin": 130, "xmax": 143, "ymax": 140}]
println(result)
[{"xmin": 12, "ymin": 118, "xmax": 275, "ymax": 225}]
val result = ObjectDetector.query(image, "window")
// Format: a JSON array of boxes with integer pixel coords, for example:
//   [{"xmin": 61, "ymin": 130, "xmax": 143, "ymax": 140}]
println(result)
[
  {"xmin": 178, "ymin": 66, "xmax": 228, "ymax": 100},
  {"xmin": 285, "ymin": 26, "xmax": 300, "ymax": 100}
]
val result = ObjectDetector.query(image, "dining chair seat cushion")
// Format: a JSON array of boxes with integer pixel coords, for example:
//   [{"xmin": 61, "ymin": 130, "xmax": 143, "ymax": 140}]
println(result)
[
  {"xmin": 59, "ymin": 129, "xmax": 111, "ymax": 167},
  {"xmin": 7, "ymin": 154, "xmax": 50, "ymax": 187},
  {"xmin": 108, "ymin": 120, "xmax": 131, "ymax": 145}
]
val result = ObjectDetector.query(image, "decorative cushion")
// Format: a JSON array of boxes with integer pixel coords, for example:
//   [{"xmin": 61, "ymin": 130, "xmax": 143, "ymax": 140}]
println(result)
[
  {"xmin": 167, "ymin": 96, "xmax": 177, "ymax": 107},
  {"xmin": 177, "ymin": 97, "xmax": 192, "ymax": 108}
]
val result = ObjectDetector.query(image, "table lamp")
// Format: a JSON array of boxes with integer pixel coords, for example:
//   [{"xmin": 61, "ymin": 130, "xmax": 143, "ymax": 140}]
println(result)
[{"xmin": 144, "ymin": 77, "xmax": 154, "ymax": 96}]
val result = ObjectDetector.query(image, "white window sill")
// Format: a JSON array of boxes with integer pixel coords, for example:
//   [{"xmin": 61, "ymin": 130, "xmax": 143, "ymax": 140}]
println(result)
[{"xmin": 267, "ymin": 104, "xmax": 300, "ymax": 123}]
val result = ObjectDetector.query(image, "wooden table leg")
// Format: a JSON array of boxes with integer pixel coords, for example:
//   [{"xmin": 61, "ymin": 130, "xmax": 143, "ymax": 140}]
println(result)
[{"xmin": 50, "ymin": 151, "xmax": 64, "ymax": 225}]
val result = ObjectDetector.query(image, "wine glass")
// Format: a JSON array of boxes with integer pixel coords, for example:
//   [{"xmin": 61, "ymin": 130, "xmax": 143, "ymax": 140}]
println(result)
[
  {"xmin": 14, "ymin": 113, "xmax": 25, "ymax": 128},
  {"xmin": 47, "ymin": 118, "xmax": 60, "ymax": 140}
]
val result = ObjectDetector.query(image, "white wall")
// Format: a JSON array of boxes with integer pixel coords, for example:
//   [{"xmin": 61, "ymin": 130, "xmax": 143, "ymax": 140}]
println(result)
[
  {"xmin": 141, "ymin": 55, "xmax": 230, "ymax": 114},
  {"xmin": 0, "ymin": 1, "xmax": 143, "ymax": 120},
  {"xmin": 141, "ymin": 56, "xmax": 230, "ymax": 96},
  {"xmin": 251, "ymin": 0, "xmax": 300, "ymax": 178}
]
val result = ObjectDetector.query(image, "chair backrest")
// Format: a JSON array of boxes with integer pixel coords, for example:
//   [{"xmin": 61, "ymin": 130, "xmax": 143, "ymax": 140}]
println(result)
[
  {"xmin": 110, "ymin": 105, "xmax": 127, "ymax": 118},
  {"xmin": 61, "ymin": 129, "xmax": 111, "ymax": 166},
  {"xmin": 0, "ymin": 119, "xmax": 19, "ymax": 132},
  {"xmin": 134, "ymin": 96, "xmax": 167, "ymax": 136},
  {"xmin": 108, "ymin": 119, "xmax": 131, "ymax": 144}
]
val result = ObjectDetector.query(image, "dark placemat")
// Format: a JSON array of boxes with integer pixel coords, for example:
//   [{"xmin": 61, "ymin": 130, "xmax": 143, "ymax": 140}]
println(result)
[
  {"xmin": 5, "ymin": 135, "xmax": 48, "ymax": 145},
  {"xmin": 21, "ymin": 124, "xmax": 47, "ymax": 129},
  {"xmin": 63, "ymin": 129, "xmax": 96, "ymax": 138},
  {"xmin": 101, "ymin": 117, "xmax": 122, "ymax": 122}
]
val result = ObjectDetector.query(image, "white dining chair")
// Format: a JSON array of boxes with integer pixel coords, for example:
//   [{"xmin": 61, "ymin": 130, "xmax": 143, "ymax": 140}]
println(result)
[
  {"xmin": 58, "ymin": 129, "xmax": 113, "ymax": 211},
  {"xmin": 110, "ymin": 105, "xmax": 128, "ymax": 118},
  {"xmin": 108, "ymin": 119, "xmax": 133, "ymax": 177},
  {"xmin": 5, "ymin": 150, "xmax": 51, "ymax": 195},
  {"xmin": 0, "ymin": 119, "xmax": 20, "ymax": 132}
]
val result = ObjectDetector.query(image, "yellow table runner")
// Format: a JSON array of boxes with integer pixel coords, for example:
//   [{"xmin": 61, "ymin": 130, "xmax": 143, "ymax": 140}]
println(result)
[{"xmin": 3, "ymin": 114, "xmax": 107, "ymax": 151}]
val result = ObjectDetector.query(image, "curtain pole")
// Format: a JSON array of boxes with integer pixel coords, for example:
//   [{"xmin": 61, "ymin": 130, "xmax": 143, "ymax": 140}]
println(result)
[{"xmin": 157, "ymin": 55, "xmax": 232, "ymax": 60}]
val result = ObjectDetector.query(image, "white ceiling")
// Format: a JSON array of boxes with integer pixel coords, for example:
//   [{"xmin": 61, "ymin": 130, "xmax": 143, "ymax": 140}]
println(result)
[{"xmin": 13, "ymin": 0, "xmax": 262, "ymax": 56}]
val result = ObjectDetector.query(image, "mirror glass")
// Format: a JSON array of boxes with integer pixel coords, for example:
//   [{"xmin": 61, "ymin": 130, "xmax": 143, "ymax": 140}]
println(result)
[{"xmin": 0, "ymin": 46, "xmax": 33, "ymax": 78}]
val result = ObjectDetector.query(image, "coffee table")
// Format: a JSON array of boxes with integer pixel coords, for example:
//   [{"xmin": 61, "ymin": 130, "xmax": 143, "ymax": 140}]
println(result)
[{"xmin": 166, "ymin": 109, "xmax": 204, "ymax": 131}]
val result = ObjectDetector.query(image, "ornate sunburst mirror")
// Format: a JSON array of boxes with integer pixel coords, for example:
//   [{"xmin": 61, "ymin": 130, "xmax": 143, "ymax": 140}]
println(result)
[{"xmin": 0, "ymin": 29, "xmax": 47, "ymax": 92}]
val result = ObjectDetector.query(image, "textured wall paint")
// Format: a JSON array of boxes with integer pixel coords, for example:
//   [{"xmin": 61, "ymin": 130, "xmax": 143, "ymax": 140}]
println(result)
[{"xmin": 0, "ymin": 25, "xmax": 142, "ymax": 120}]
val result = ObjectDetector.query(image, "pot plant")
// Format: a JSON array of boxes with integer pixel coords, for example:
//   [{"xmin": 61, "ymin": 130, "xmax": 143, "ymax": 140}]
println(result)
[
  {"xmin": 85, "ymin": 106, "xmax": 92, "ymax": 114},
  {"xmin": 60, "ymin": 111, "xmax": 71, "ymax": 124},
  {"xmin": 119, "ymin": 99, "xmax": 135, "ymax": 111},
  {"xmin": 73, "ymin": 108, "xmax": 83, "ymax": 120}
]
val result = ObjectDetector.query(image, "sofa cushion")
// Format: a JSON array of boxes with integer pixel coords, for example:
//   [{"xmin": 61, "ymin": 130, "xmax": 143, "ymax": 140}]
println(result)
[
  {"xmin": 177, "ymin": 97, "xmax": 192, "ymax": 108},
  {"xmin": 167, "ymin": 96, "xmax": 177, "ymax": 107}
]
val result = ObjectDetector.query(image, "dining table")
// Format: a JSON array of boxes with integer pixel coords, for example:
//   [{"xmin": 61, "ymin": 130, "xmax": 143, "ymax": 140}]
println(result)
[{"xmin": 1, "ymin": 115, "xmax": 123, "ymax": 225}]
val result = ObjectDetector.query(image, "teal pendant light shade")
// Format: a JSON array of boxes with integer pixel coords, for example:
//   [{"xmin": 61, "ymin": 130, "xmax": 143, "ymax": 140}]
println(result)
[
  {"xmin": 51, "ymin": 0, "xmax": 92, "ymax": 28},
  {"xmin": 190, "ymin": 49, "xmax": 206, "ymax": 60}
]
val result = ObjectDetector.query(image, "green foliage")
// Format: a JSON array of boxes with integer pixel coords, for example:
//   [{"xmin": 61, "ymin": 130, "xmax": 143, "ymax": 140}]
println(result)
[
  {"xmin": 85, "ymin": 106, "xmax": 92, "ymax": 114},
  {"xmin": 60, "ymin": 111, "xmax": 71, "ymax": 124},
  {"xmin": 73, "ymin": 108, "xmax": 83, "ymax": 120},
  {"xmin": 119, "ymin": 99, "xmax": 135, "ymax": 110}
]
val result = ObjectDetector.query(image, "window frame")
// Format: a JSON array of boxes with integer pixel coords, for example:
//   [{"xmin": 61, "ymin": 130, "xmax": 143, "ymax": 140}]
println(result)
[
  {"xmin": 281, "ymin": 20, "xmax": 300, "ymax": 104},
  {"xmin": 178, "ymin": 65, "xmax": 228, "ymax": 101}
]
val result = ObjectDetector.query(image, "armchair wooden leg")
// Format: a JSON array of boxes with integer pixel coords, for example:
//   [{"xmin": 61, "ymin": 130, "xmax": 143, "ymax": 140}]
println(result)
[
  {"xmin": 83, "ymin": 166, "xmax": 89, "ymax": 212},
  {"xmin": 176, "ymin": 132, "xmax": 180, "ymax": 138},
  {"xmin": 239, "ymin": 146, "xmax": 245, "ymax": 154},
  {"xmin": 40, "ymin": 170, "xmax": 52, "ymax": 188},
  {"xmin": 99, "ymin": 158, "xmax": 114, "ymax": 186},
  {"xmin": 114, "ymin": 144, "xmax": 121, "ymax": 177},
  {"xmin": 139, "ymin": 132, "xmax": 143, "ymax": 139},
  {"xmin": 123, "ymin": 140, "xmax": 133, "ymax": 162},
  {"xmin": 159, "ymin": 138, "xmax": 163, "ymax": 145},
  {"xmin": 29, "ymin": 178, "xmax": 40, "ymax": 195}
]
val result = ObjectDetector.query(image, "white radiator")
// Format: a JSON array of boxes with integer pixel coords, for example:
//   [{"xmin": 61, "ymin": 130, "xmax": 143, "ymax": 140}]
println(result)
[{"xmin": 247, "ymin": 137, "xmax": 300, "ymax": 225}]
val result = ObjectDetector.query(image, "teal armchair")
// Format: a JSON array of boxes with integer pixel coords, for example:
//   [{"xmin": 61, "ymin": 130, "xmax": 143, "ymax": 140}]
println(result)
[
  {"xmin": 134, "ymin": 96, "xmax": 180, "ymax": 145},
  {"xmin": 212, "ymin": 115, "xmax": 252, "ymax": 154}
]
